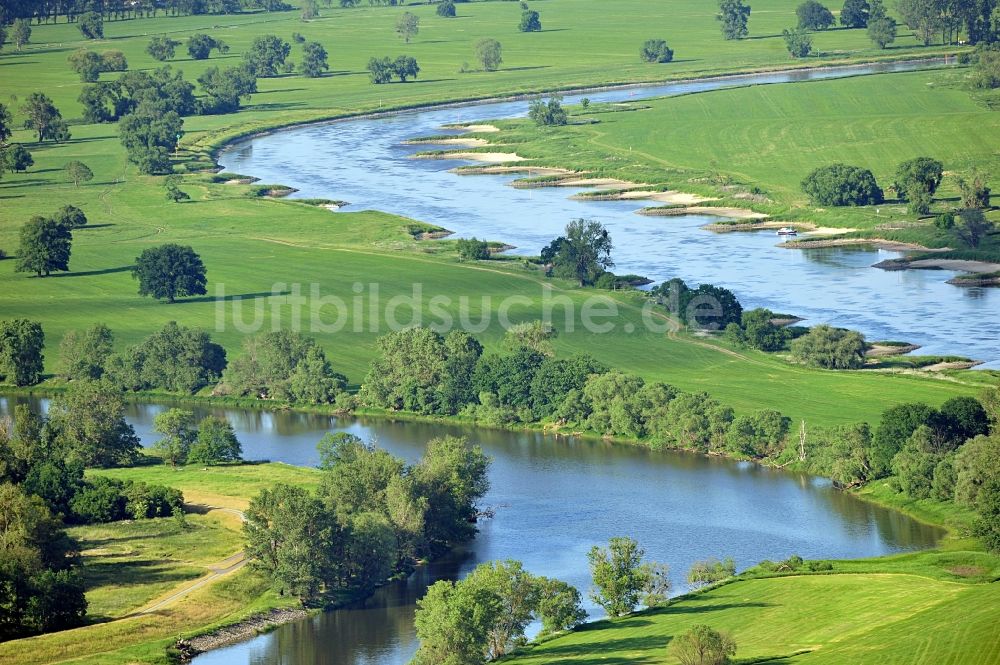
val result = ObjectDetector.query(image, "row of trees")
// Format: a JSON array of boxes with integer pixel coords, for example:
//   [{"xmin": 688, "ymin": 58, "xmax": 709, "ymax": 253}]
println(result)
[
  {"xmin": 367, "ymin": 54, "xmax": 420, "ymax": 83},
  {"xmin": 0, "ymin": 0, "xmax": 273, "ymax": 22},
  {"xmin": 243, "ymin": 433, "xmax": 489, "ymax": 601}
]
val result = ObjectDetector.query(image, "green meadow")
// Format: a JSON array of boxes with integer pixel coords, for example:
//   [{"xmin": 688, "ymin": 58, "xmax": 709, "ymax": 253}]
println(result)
[{"xmin": 455, "ymin": 67, "xmax": 1000, "ymax": 250}]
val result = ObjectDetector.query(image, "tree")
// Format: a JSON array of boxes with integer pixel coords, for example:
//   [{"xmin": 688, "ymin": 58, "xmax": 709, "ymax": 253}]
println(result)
[
  {"xmin": 78, "ymin": 11, "xmax": 103, "ymax": 39},
  {"xmin": 475, "ymin": 38, "xmax": 503, "ymax": 71},
  {"xmin": 16, "ymin": 216, "xmax": 72, "ymax": 278},
  {"xmin": 132, "ymin": 244, "xmax": 207, "ymax": 302},
  {"xmin": 669, "ymin": 624, "xmax": 737, "ymax": 665},
  {"xmin": 3, "ymin": 144, "xmax": 33, "ymax": 173},
  {"xmin": 0, "ymin": 319, "xmax": 45, "ymax": 386},
  {"xmin": 893, "ymin": 157, "xmax": 943, "ymax": 215},
  {"xmin": 187, "ymin": 34, "xmax": 229, "ymax": 60},
  {"xmin": 287, "ymin": 346, "xmax": 347, "ymax": 404},
  {"xmin": 68, "ymin": 49, "xmax": 103, "ymax": 82},
  {"xmin": 528, "ymin": 95, "xmax": 567, "ymax": 126},
  {"xmin": 437, "ymin": 0, "xmax": 456, "ymax": 17},
  {"xmin": 317, "ymin": 432, "xmax": 404, "ymax": 519},
  {"xmin": 954, "ymin": 434, "xmax": 1000, "ymax": 507},
  {"xmin": 790, "ymin": 324, "xmax": 866, "ymax": 369},
  {"xmin": 119, "ymin": 104, "xmax": 183, "ymax": 174},
  {"xmin": 871, "ymin": 402, "xmax": 933, "ymax": 477},
  {"xmin": 21, "ymin": 93, "xmax": 69, "ymax": 143},
  {"xmin": 393, "ymin": 55, "xmax": 420, "ymax": 82},
  {"xmin": 801, "ymin": 163, "xmax": 883, "ymax": 206},
  {"xmin": 536, "ymin": 576, "xmax": 587, "ymax": 635},
  {"xmin": 973, "ymin": 476, "xmax": 1000, "ymax": 553},
  {"xmin": 64, "ymin": 161, "xmax": 93, "ymax": 188},
  {"xmin": 866, "ymin": 0, "xmax": 896, "ymax": 47},
  {"xmin": 735, "ymin": 308, "xmax": 788, "ymax": 351},
  {"xmin": 100, "ymin": 50, "xmax": 128, "ymax": 73},
  {"xmin": 165, "ymin": 184, "xmax": 190, "ymax": 203},
  {"xmin": 243, "ymin": 483, "xmax": 340, "ymax": 602},
  {"xmin": 783, "ymin": 27, "xmax": 813, "ymax": 57},
  {"xmin": 48, "ymin": 379, "xmax": 141, "ymax": 467},
  {"xmin": 412, "ymin": 578, "xmax": 500, "ymax": 665},
  {"xmin": 503, "ymin": 320, "xmax": 557, "ymax": 356},
  {"xmin": 59, "ymin": 323, "xmax": 113, "ymax": 380},
  {"xmin": 717, "ymin": 0, "xmax": 751, "ymax": 39},
  {"xmin": 890, "ymin": 425, "xmax": 938, "ymax": 498},
  {"xmin": 197, "ymin": 64, "xmax": 257, "ymax": 114},
  {"xmin": 188, "ymin": 416, "xmax": 242, "ymax": 465},
  {"xmin": 797, "ymin": 0, "xmax": 835, "ymax": 29},
  {"xmin": 412, "ymin": 436, "xmax": 490, "ymax": 554},
  {"xmin": 146, "ymin": 36, "xmax": 180, "ymax": 61},
  {"xmin": 12, "ymin": 19, "xmax": 31, "ymax": 51},
  {"xmin": 956, "ymin": 168, "xmax": 991, "ymax": 209},
  {"xmin": 511, "ymin": 8, "xmax": 540, "ymax": 33},
  {"xmin": 897, "ymin": 0, "xmax": 941, "ymax": 45},
  {"xmin": 840, "ymin": 0, "xmax": 870, "ymax": 27},
  {"xmin": 640, "ymin": 39, "xmax": 674, "ymax": 63},
  {"xmin": 152, "ymin": 408, "xmax": 196, "ymax": 466},
  {"xmin": 397, "ymin": 11, "xmax": 420, "ymax": 42},
  {"xmin": 301, "ymin": 0, "xmax": 320, "ymax": 19},
  {"xmin": 107, "ymin": 321, "xmax": 225, "ymax": 394},
  {"xmin": 588, "ymin": 536, "xmax": 655, "ymax": 617},
  {"xmin": 687, "ymin": 558, "xmax": 737, "ymax": 588},
  {"xmin": 244, "ymin": 35, "xmax": 291, "ymax": 77},
  {"xmin": 368, "ymin": 56, "xmax": 395, "ymax": 84},
  {"xmin": 549, "ymin": 218, "xmax": 613, "ymax": 286},
  {"xmin": 954, "ymin": 208, "xmax": 994, "ymax": 249},
  {"xmin": 727, "ymin": 409, "xmax": 790, "ymax": 457},
  {"xmin": 457, "ymin": 236, "xmax": 491, "ymax": 259},
  {"xmin": 300, "ymin": 41, "xmax": 329, "ymax": 77},
  {"xmin": 464, "ymin": 560, "xmax": 540, "ymax": 659}
]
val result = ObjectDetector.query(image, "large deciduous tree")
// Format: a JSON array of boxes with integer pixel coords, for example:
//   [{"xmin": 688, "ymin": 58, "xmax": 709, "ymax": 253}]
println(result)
[
  {"xmin": 20, "ymin": 93, "xmax": 69, "ymax": 143},
  {"xmin": 131, "ymin": 244, "xmax": 207, "ymax": 302},
  {"xmin": 48, "ymin": 379, "xmax": 141, "ymax": 467},
  {"xmin": 840, "ymin": 0, "xmax": 870, "ymax": 27},
  {"xmin": 549, "ymin": 218, "xmax": 614, "ymax": 286},
  {"xmin": 797, "ymin": 0, "xmax": 835, "ymax": 29},
  {"xmin": 0, "ymin": 319, "xmax": 45, "ymax": 386},
  {"xmin": 717, "ymin": 0, "xmax": 751, "ymax": 39},
  {"xmin": 16, "ymin": 216, "xmax": 72, "ymax": 277},
  {"xmin": 244, "ymin": 35, "xmax": 291, "ymax": 77}
]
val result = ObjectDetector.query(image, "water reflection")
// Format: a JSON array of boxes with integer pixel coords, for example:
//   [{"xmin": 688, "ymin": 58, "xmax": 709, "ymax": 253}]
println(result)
[{"xmin": 0, "ymin": 395, "xmax": 943, "ymax": 665}]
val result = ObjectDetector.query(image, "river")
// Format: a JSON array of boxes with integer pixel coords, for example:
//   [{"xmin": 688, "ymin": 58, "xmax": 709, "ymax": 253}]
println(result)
[
  {"xmin": 0, "ymin": 396, "xmax": 943, "ymax": 665},
  {"xmin": 219, "ymin": 59, "xmax": 1000, "ymax": 368}
]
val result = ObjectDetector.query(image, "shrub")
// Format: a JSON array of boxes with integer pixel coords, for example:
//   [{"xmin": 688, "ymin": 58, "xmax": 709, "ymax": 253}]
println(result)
[
  {"xmin": 640, "ymin": 39, "xmax": 674, "ymax": 63},
  {"xmin": 457, "ymin": 237, "xmax": 490, "ymax": 260},
  {"xmin": 797, "ymin": 0, "xmax": 835, "ymax": 29},
  {"xmin": 791, "ymin": 324, "xmax": 866, "ymax": 369},
  {"xmin": 801, "ymin": 164, "xmax": 884, "ymax": 206},
  {"xmin": 437, "ymin": 0, "xmax": 456, "ymax": 17}
]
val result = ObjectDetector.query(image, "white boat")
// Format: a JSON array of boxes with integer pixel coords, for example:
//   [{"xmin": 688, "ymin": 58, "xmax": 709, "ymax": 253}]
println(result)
[{"xmin": 776, "ymin": 227, "xmax": 798, "ymax": 236}]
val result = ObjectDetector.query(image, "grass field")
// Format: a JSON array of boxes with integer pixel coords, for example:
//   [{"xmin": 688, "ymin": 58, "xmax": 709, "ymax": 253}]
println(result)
[
  {"xmin": 504, "ymin": 568, "xmax": 1000, "ymax": 665},
  {"xmin": 451, "ymin": 67, "xmax": 1000, "ymax": 251}
]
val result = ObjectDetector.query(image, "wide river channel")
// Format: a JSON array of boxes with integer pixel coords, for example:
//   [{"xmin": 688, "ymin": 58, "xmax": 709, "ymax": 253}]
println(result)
[
  {"xmin": 220, "ymin": 59, "xmax": 999, "ymax": 368},
  {"xmin": 1, "ymin": 396, "xmax": 943, "ymax": 665}
]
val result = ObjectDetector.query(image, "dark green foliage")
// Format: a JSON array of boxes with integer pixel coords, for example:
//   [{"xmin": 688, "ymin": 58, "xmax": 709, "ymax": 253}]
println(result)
[
  {"xmin": 529, "ymin": 355, "xmax": 607, "ymax": 418},
  {"xmin": 536, "ymin": 576, "xmax": 587, "ymax": 635},
  {"xmin": 396, "ymin": 11, "xmax": 420, "ymax": 42},
  {"xmin": 152, "ymin": 408, "xmax": 197, "ymax": 467},
  {"xmin": 726, "ymin": 409, "xmax": 790, "ymax": 457},
  {"xmin": 957, "ymin": 169, "xmax": 991, "ymax": 209},
  {"xmin": 3, "ymin": 144, "xmax": 33, "ymax": 173},
  {"xmin": 640, "ymin": 39, "xmax": 674, "ymax": 63},
  {"xmin": 367, "ymin": 55, "xmax": 420, "ymax": 83},
  {"xmin": 457, "ymin": 237, "xmax": 490, "ymax": 260},
  {"xmin": 106, "ymin": 321, "xmax": 226, "ymax": 393},
  {"xmin": 548, "ymin": 218, "xmax": 613, "ymax": 285},
  {"xmin": 131, "ymin": 244, "xmax": 206, "ymax": 301},
  {"xmin": 717, "ymin": 0, "xmax": 751, "ymax": 39},
  {"xmin": 58, "ymin": 323, "xmax": 113, "ymax": 381},
  {"xmin": 244, "ymin": 35, "xmax": 291, "ymax": 77},
  {"xmin": 687, "ymin": 557, "xmax": 737, "ymax": 588},
  {"xmin": 475, "ymin": 38, "xmax": 503, "ymax": 71},
  {"xmin": 791, "ymin": 324, "xmax": 866, "ymax": 369},
  {"xmin": 840, "ymin": 0, "xmax": 870, "ymax": 27},
  {"xmin": 413, "ymin": 436, "xmax": 490, "ymax": 554},
  {"xmin": 872, "ymin": 403, "xmax": 936, "ymax": 478},
  {"xmin": 48, "ymin": 379, "xmax": 141, "ymax": 467},
  {"xmin": 197, "ymin": 64, "xmax": 258, "ymax": 114},
  {"xmin": 165, "ymin": 184, "xmax": 190, "ymax": 203},
  {"xmin": 69, "ymin": 476, "xmax": 182, "ymax": 523},
  {"xmin": 954, "ymin": 208, "xmax": 995, "ymax": 249},
  {"xmin": 188, "ymin": 416, "xmax": 243, "ymax": 465},
  {"xmin": 68, "ymin": 49, "xmax": 103, "ymax": 82},
  {"xmin": 77, "ymin": 11, "xmax": 103, "ymax": 39},
  {"xmin": 119, "ymin": 105, "xmax": 183, "ymax": 174},
  {"xmin": 802, "ymin": 163, "xmax": 884, "ymax": 206},
  {"xmin": 0, "ymin": 319, "xmax": 44, "ymax": 387},
  {"xmin": 893, "ymin": 157, "xmax": 943, "ymax": 214},
  {"xmin": 528, "ymin": 95, "xmax": 568, "ymax": 126},
  {"xmin": 807, "ymin": 422, "xmax": 874, "ymax": 486},
  {"xmin": 935, "ymin": 396, "xmax": 990, "ymax": 449},
  {"xmin": 16, "ymin": 216, "xmax": 72, "ymax": 278},
  {"xmin": 11, "ymin": 18, "xmax": 31, "ymax": 51},
  {"xmin": 300, "ymin": 41, "xmax": 329, "ymax": 77},
  {"xmin": 866, "ymin": 0, "xmax": 896, "ymax": 47},
  {"xmin": 935, "ymin": 211, "xmax": 955, "ymax": 230},
  {"xmin": 728, "ymin": 308, "xmax": 789, "ymax": 351},
  {"xmin": 651, "ymin": 278, "xmax": 743, "ymax": 331},
  {"xmin": 146, "ymin": 35, "xmax": 180, "ymax": 61},
  {"xmin": 394, "ymin": 55, "xmax": 420, "ymax": 82},
  {"xmin": 783, "ymin": 27, "xmax": 813, "ymax": 57},
  {"xmin": 437, "ymin": 0, "xmax": 456, "ymax": 17},
  {"xmin": 973, "ymin": 476, "xmax": 1000, "ymax": 553},
  {"xmin": 797, "ymin": 0, "xmax": 835, "ymax": 29},
  {"xmin": 188, "ymin": 33, "xmax": 229, "ymax": 60},
  {"xmin": 20, "ymin": 93, "xmax": 69, "ymax": 143},
  {"xmin": 519, "ymin": 9, "xmax": 541, "ymax": 32},
  {"xmin": 53, "ymin": 205, "xmax": 87, "ymax": 229},
  {"xmin": 588, "ymin": 536, "xmax": 668, "ymax": 617},
  {"xmin": 473, "ymin": 347, "xmax": 547, "ymax": 415},
  {"xmin": 100, "ymin": 50, "xmax": 128, "ymax": 73},
  {"xmin": 80, "ymin": 67, "xmax": 197, "ymax": 124},
  {"xmin": 971, "ymin": 48, "xmax": 1000, "ymax": 89},
  {"xmin": 222, "ymin": 331, "xmax": 345, "ymax": 403}
]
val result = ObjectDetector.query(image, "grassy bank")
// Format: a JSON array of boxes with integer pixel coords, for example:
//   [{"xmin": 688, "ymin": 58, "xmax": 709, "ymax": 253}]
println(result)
[{"xmin": 438, "ymin": 67, "xmax": 1000, "ymax": 260}]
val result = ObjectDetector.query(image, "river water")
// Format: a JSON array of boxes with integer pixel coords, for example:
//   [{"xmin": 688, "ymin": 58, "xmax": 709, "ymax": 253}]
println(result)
[
  {"xmin": 219, "ymin": 60, "xmax": 1000, "ymax": 368},
  {"xmin": 0, "ymin": 396, "xmax": 943, "ymax": 665}
]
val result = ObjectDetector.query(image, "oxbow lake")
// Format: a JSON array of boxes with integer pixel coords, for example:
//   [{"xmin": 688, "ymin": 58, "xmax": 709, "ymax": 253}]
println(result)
[
  {"xmin": 220, "ymin": 60, "xmax": 1000, "ymax": 369},
  {"xmin": 1, "ymin": 396, "xmax": 944, "ymax": 665}
]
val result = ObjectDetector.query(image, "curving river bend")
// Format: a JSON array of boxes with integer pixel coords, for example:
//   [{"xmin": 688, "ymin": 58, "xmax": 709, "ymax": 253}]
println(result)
[
  {"xmin": 0, "ymin": 396, "xmax": 943, "ymax": 665},
  {"xmin": 220, "ymin": 60, "xmax": 999, "ymax": 368}
]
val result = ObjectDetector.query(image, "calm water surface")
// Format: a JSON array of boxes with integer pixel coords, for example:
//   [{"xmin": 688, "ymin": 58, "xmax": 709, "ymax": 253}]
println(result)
[
  {"xmin": 220, "ymin": 60, "xmax": 1000, "ymax": 368},
  {"xmin": 0, "ymin": 396, "xmax": 943, "ymax": 665}
]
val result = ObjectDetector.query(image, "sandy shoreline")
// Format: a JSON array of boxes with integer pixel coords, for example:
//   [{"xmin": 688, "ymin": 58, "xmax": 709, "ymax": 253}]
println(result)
[
  {"xmin": 415, "ymin": 151, "xmax": 525, "ymax": 163},
  {"xmin": 908, "ymin": 258, "xmax": 1000, "ymax": 274},
  {"xmin": 405, "ymin": 137, "xmax": 491, "ymax": 147}
]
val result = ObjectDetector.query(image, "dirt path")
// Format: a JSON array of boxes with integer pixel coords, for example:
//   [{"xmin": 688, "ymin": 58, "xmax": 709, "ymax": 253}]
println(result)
[{"xmin": 129, "ymin": 507, "xmax": 247, "ymax": 617}]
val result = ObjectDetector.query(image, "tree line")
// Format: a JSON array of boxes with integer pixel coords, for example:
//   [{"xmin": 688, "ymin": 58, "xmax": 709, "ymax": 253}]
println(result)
[{"xmin": 243, "ymin": 433, "xmax": 489, "ymax": 602}]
